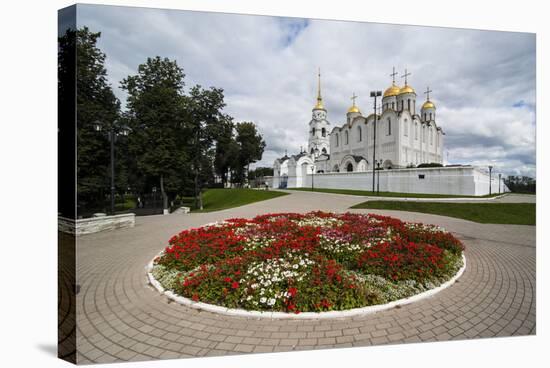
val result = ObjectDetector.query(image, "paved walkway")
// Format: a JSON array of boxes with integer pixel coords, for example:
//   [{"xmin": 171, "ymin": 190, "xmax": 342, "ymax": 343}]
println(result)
[{"xmin": 73, "ymin": 192, "xmax": 536, "ymax": 364}]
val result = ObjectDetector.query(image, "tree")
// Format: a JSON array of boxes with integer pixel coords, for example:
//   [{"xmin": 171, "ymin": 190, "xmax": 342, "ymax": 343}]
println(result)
[
  {"xmin": 504, "ymin": 175, "xmax": 536, "ymax": 193},
  {"xmin": 233, "ymin": 122, "xmax": 266, "ymax": 185},
  {"xmin": 121, "ymin": 56, "xmax": 189, "ymax": 211},
  {"xmin": 183, "ymin": 85, "xmax": 229, "ymax": 209},
  {"xmin": 248, "ymin": 167, "xmax": 274, "ymax": 180},
  {"xmin": 214, "ymin": 119, "xmax": 239, "ymax": 187},
  {"xmin": 63, "ymin": 27, "xmax": 121, "ymax": 215}
]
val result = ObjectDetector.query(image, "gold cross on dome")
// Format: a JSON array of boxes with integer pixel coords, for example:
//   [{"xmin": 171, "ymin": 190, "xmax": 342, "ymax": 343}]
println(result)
[
  {"xmin": 424, "ymin": 86, "xmax": 433, "ymax": 100},
  {"xmin": 390, "ymin": 67, "xmax": 398, "ymax": 83},
  {"xmin": 401, "ymin": 68, "xmax": 411, "ymax": 85},
  {"xmin": 351, "ymin": 92, "xmax": 358, "ymax": 106}
]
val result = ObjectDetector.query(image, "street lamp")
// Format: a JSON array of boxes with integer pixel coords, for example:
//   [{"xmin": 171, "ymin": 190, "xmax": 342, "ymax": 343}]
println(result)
[
  {"xmin": 93, "ymin": 120, "xmax": 129, "ymax": 215},
  {"xmin": 370, "ymin": 90, "xmax": 382, "ymax": 193},
  {"xmin": 376, "ymin": 159, "xmax": 382, "ymax": 195},
  {"xmin": 488, "ymin": 165, "xmax": 493, "ymax": 196},
  {"xmin": 498, "ymin": 173, "xmax": 501, "ymax": 194}
]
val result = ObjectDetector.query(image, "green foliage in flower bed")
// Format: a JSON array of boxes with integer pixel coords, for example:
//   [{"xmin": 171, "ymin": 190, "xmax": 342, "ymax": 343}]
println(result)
[{"xmin": 151, "ymin": 212, "xmax": 464, "ymax": 313}]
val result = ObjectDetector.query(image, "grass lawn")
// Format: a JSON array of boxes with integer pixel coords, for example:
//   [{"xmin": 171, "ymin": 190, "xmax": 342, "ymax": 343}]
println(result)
[
  {"xmin": 351, "ymin": 201, "xmax": 536, "ymax": 225},
  {"xmin": 182, "ymin": 188, "xmax": 288, "ymax": 212},
  {"xmin": 288, "ymin": 187, "xmax": 502, "ymax": 199}
]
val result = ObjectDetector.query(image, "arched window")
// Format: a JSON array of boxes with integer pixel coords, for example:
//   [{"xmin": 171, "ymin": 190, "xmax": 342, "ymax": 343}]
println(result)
[
  {"xmin": 392, "ymin": 102, "xmax": 395, "ymax": 110},
  {"xmin": 312, "ymin": 127, "xmax": 316, "ymax": 136},
  {"xmin": 429, "ymin": 113, "xmax": 432, "ymax": 121},
  {"xmin": 322, "ymin": 147, "xmax": 327, "ymax": 154},
  {"xmin": 387, "ymin": 118, "xmax": 391, "ymax": 135},
  {"xmin": 310, "ymin": 148, "xmax": 314, "ymax": 154},
  {"xmin": 335, "ymin": 133, "xmax": 339, "ymax": 147},
  {"xmin": 423, "ymin": 125, "xmax": 427, "ymax": 142},
  {"xmin": 322, "ymin": 127, "xmax": 326, "ymax": 137},
  {"xmin": 345, "ymin": 130, "xmax": 349, "ymax": 145},
  {"xmin": 407, "ymin": 99, "xmax": 411, "ymax": 111},
  {"xmin": 404, "ymin": 119, "xmax": 408, "ymax": 136},
  {"xmin": 358, "ymin": 126, "xmax": 362, "ymax": 142},
  {"xmin": 346, "ymin": 162, "xmax": 353, "ymax": 172}
]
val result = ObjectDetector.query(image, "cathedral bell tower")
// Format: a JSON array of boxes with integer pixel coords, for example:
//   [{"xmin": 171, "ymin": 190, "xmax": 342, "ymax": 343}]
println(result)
[{"xmin": 308, "ymin": 69, "xmax": 330, "ymax": 157}]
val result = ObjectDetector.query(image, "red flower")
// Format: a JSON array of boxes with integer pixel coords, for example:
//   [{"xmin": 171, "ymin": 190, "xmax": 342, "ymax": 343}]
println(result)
[
  {"xmin": 192, "ymin": 293, "xmax": 199, "ymax": 301},
  {"xmin": 231, "ymin": 281, "xmax": 239, "ymax": 289},
  {"xmin": 223, "ymin": 277, "xmax": 232, "ymax": 283},
  {"xmin": 287, "ymin": 287, "xmax": 297, "ymax": 298}
]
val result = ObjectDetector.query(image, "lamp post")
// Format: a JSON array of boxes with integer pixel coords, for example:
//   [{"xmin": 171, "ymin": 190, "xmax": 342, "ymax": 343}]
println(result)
[
  {"xmin": 488, "ymin": 165, "xmax": 493, "ymax": 196},
  {"xmin": 370, "ymin": 90, "xmax": 382, "ymax": 193},
  {"xmin": 498, "ymin": 173, "xmax": 501, "ymax": 194},
  {"xmin": 376, "ymin": 160, "xmax": 382, "ymax": 195},
  {"xmin": 94, "ymin": 120, "xmax": 129, "ymax": 215}
]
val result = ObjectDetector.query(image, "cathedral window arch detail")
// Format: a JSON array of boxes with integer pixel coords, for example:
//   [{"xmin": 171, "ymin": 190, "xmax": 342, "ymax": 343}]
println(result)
[
  {"xmin": 335, "ymin": 133, "xmax": 339, "ymax": 147},
  {"xmin": 358, "ymin": 126, "xmax": 362, "ymax": 142},
  {"xmin": 404, "ymin": 119, "xmax": 409, "ymax": 136},
  {"xmin": 345, "ymin": 130, "xmax": 349, "ymax": 145},
  {"xmin": 387, "ymin": 118, "xmax": 391, "ymax": 136},
  {"xmin": 322, "ymin": 127, "xmax": 326, "ymax": 137}
]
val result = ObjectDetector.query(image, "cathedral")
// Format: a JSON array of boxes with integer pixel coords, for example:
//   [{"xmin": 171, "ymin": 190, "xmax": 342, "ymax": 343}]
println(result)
[{"xmin": 274, "ymin": 68, "xmax": 444, "ymax": 188}]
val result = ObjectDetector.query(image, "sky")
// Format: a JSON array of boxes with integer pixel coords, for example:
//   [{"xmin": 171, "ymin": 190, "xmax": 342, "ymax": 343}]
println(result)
[{"xmin": 75, "ymin": 4, "xmax": 536, "ymax": 177}]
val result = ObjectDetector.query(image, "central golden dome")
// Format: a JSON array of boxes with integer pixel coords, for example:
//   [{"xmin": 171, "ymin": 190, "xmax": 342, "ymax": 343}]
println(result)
[
  {"xmin": 383, "ymin": 83, "xmax": 400, "ymax": 98},
  {"xmin": 399, "ymin": 84, "xmax": 416, "ymax": 94}
]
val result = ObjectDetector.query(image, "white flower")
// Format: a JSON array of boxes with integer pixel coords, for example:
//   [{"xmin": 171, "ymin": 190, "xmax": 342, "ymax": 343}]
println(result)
[
  {"xmin": 260, "ymin": 297, "xmax": 267, "ymax": 303},
  {"xmin": 267, "ymin": 298, "xmax": 276, "ymax": 306}
]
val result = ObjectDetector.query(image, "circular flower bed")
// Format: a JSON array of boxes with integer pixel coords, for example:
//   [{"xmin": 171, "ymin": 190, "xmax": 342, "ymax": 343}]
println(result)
[{"xmin": 150, "ymin": 212, "xmax": 464, "ymax": 314}]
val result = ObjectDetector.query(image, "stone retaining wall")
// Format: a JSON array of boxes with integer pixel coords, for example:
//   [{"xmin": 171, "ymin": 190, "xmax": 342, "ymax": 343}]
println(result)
[{"xmin": 58, "ymin": 213, "xmax": 135, "ymax": 235}]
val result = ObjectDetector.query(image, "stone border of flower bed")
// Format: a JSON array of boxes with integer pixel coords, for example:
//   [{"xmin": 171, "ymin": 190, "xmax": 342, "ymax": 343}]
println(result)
[{"xmin": 146, "ymin": 237, "xmax": 466, "ymax": 319}]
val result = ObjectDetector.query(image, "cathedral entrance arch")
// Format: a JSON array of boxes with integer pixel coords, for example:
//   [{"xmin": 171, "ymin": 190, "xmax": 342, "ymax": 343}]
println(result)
[
  {"xmin": 346, "ymin": 163, "xmax": 353, "ymax": 172},
  {"xmin": 383, "ymin": 159, "xmax": 394, "ymax": 169},
  {"xmin": 279, "ymin": 175, "xmax": 288, "ymax": 189}
]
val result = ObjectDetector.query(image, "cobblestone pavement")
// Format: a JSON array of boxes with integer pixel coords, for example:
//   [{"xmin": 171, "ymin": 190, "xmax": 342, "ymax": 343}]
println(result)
[{"xmin": 74, "ymin": 192, "xmax": 536, "ymax": 364}]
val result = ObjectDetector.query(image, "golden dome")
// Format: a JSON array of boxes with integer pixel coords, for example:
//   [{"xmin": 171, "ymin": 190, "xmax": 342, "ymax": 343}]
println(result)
[
  {"xmin": 383, "ymin": 83, "xmax": 400, "ymax": 98},
  {"xmin": 314, "ymin": 100, "xmax": 325, "ymax": 110},
  {"xmin": 347, "ymin": 104, "xmax": 361, "ymax": 113},
  {"xmin": 422, "ymin": 100, "xmax": 435, "ymax": 109},
  {"xmin": 399, "ymin": 84, "xmax": 416, "ymax": 94}
]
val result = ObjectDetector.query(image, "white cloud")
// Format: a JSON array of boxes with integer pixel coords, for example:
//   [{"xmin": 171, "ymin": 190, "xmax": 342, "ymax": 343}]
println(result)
[{"xmin": 78, "ymin": 4, "xmax": 536, "ymax": 177}]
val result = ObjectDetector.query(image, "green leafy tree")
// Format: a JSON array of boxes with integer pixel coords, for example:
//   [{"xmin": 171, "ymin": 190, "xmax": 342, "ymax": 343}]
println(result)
[
  {"xmin": 214, "ymin": 119, "xmax": 239, "ymax": 186},
  {"xmin": 233, "ymin": 122, "xmax": 266, "ymax": 185},
  {"xmin": 248, "ymin": 167, "xmax": 274, "ymax": 180},
  {"xmin": 65, "ymin": 27, "xmax": 121, "ymax": 215},
  {"xmin": 121, "ymin": 56, "xmax": 189, "ymax": 210},
  {"xmin": 183, "ymin": 85, "xmax": 230, "ymax": 209}
]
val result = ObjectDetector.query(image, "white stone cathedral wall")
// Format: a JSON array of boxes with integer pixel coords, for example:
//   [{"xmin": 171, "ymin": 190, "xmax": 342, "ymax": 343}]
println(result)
[{"xmin": 288, "ymin": 166, "xmax": 508, "ymax": 196}]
